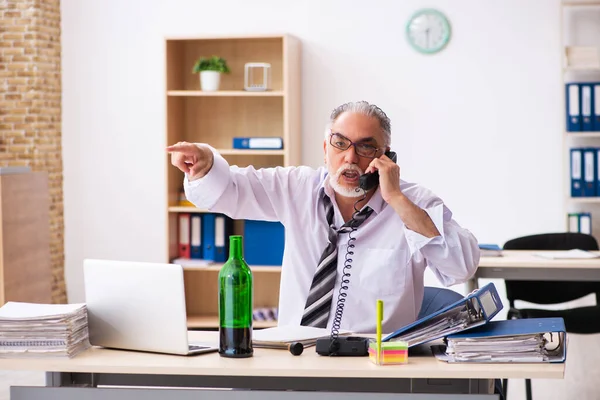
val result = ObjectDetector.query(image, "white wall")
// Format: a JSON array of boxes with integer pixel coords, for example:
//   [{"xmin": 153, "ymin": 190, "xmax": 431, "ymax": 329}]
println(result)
[
  {"xmin": 61, "ymin": 0, "xmax": 566, "ymax": 301},
  {"xmin": 61, "ymin": 1, "xmax": 598, "ymax": 398}
]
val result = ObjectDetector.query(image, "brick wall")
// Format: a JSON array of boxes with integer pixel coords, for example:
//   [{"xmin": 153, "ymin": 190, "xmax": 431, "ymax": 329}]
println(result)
[{"xmin": 0, "ymin": 0, "xmax": 66, "ymax": 303}]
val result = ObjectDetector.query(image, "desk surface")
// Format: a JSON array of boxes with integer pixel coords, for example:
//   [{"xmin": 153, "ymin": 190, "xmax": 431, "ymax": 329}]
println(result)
[
  {"xmin": 0, "ymin": 331, "xmax": 564, "ymax": 380},
  {"xmin": 479, "ymin": 250, "xmax": 600, "ymax": 269}
]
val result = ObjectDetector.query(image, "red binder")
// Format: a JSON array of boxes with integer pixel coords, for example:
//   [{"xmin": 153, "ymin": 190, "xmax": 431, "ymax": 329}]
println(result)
[{"xmin": 178, "ymin": 213, "xmax": 191, "ymax": 259}]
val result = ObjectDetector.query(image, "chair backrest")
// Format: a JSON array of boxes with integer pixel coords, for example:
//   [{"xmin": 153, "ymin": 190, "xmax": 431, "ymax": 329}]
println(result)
[{"xmin": 503, "ymin": 232, "xmax": 600, "ymax": 305}]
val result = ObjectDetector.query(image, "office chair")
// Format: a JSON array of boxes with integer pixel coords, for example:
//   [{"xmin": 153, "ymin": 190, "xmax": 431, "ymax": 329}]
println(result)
[{"xmin": 502, "ymin": 232, "xmax": 600, "ymax": 400}]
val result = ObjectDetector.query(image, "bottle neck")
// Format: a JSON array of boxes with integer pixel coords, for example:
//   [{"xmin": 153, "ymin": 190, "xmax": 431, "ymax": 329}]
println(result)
[{"xmin": 229, "ymin": 237, "xmax": 243, "ymax": 260}]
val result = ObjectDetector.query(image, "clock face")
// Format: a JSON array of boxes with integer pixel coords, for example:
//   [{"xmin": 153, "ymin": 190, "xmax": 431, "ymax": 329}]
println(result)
[{"xmin": 406, "ymin": 9, "xmax": 451, "ymax": 54}]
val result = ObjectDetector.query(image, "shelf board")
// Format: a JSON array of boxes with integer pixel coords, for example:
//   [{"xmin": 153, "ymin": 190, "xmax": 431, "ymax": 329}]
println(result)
[
  {"xmin": 563, "ymin": 67, "xmax": 600, "ymax": 72},
  {"xmin": 182, "ymin": 263, "xmax": 282, "ymax": 272},
  {"xmin": 568, "ymin": 197, "xmax": 600, "ymax": 203},
  {"xmin": 187, "ymin": 315, "xmax": 277, "ymax": 329},
  {"xmin": 217, "ymin": 149, "xmax": 285, "ymax": 156},
  {"xmin": 168, "ymin": 206, "xmax": 208, "ymax": 213},
  {"xmin": 167, "ymin": 90, "xmax": 285, "ymax": 97},
  {"xmin": 561, "ymin": 1, "xmax": 600, "ymax": 6},
  {"xmin": 566, "ymin": 132, "xmax": 600, "ymax": 138}
]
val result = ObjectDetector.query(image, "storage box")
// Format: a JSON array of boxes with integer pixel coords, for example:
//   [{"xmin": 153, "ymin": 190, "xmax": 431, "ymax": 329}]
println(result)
[{"xmin": 243, "ymin": 220, "xmax": 285, "ymax": 266}]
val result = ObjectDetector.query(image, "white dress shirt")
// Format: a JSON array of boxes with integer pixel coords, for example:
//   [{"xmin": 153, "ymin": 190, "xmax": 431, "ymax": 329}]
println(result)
[{"xmin": 184, "ymin": 146, "xmax": 480, "ymax": 334}]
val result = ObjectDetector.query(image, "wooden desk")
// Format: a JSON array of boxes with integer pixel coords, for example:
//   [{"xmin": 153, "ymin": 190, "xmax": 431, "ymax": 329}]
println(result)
[
  {"xmin": 4, "ymin": 331, "xmax": 563, "ymax": 400},
  {"xmin": 468, "ymin": 250, "xmax": 600, "ymax": 291}
]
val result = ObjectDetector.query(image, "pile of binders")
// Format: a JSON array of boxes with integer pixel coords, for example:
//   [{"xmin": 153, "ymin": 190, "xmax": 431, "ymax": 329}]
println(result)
[
  {"xmin": 441, "ymin": 317, "xmax": 566, "ymax": 363},
  {"xmin": 570, "ymin": 147, "xmax": 600, "ymax": 197},
  {"xmin": 0, "ymin": 302, "xmax": 91, "ymax": 358},
  {"xmin": 381, "ymin": 282, "xmax": 568, "ymax": 364},
  {"xmin": 565, "ymin": 82, "xmax": 600, "ymax": 132}
]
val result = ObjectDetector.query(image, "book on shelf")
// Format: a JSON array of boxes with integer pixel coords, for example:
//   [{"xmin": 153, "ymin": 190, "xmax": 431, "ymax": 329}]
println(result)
[{"xmin": 0, "ymin": 302, "xmax": 91, "ymax": 358}]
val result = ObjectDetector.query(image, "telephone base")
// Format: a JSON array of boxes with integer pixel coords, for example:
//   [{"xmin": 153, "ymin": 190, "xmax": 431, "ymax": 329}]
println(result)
[{"xmin": 315, "ymin": 336, "xmax": 370, "ymax": 356}]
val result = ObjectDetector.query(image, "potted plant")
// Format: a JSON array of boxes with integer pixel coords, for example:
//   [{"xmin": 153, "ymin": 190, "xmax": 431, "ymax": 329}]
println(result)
[{"xmin": 192, "ymin": 56, "xmax": 231, "ymax": 91}]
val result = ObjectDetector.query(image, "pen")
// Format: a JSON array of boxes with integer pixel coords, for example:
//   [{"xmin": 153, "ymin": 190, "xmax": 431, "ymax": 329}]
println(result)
[
  {"xmin": 377, "ymin": 299, "xmax": 383, "ymax": 365},
  {"xmin": 255, "ymin": 342, "xmax": 304, "ymax": 355}
]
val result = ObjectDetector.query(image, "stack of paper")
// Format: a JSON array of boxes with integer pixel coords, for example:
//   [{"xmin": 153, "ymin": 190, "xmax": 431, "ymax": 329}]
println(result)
[
  {"xmin": 434, "ymin": 318, "xmax": 567, "ymax": 364},
  {"xmin": 0, "ymin": 302, "xmax": 91, "ymax": 358},
  {"xmin": 252, "ymin": 325, "xmax": 351, "ymax": 349},
  {"xmin": 533, "ymin": 249, "xmax": 600, "ymax": 259},
  {"xmin": 445, "ymin": 334, "xmax": 548, "ymax": 363}
]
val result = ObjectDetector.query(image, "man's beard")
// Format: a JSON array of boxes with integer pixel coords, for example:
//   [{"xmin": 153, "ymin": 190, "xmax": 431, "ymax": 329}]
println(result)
[{"xmin": 327, "ymin": 158, "xmax": 367, "ymax": 198}]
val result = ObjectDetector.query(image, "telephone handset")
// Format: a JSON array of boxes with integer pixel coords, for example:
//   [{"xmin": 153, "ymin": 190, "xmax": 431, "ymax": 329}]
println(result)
[{"xmin": 358, "ymin": 150, "xmax": 398, "ymax": 191}]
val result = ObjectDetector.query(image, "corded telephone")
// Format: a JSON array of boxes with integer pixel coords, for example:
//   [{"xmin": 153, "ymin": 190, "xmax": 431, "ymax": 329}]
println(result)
[
  {"xmin": 316, "ymin": 149, "xmax": 398, "ymax": 356},
  {"xmin": 358, "ymin": 150, "xmax": 398, "ymax": 192}
]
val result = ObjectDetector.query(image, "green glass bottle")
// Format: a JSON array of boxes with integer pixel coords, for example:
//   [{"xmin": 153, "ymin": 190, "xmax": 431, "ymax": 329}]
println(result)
[{"xmin": 218, "ymin": 235, "xmax": 253, "ymax": 358}]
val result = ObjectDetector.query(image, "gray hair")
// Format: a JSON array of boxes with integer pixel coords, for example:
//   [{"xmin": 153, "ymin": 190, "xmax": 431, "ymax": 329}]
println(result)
[{"xmin": 325, "ymin": 101, "xmax": 391, "ymax": 146}]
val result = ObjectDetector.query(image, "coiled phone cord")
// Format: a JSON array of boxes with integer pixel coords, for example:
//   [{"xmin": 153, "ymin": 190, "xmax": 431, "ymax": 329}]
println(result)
[{"xmin": 329, "ymin": 191, "xmax": 368, "ymax": 349}]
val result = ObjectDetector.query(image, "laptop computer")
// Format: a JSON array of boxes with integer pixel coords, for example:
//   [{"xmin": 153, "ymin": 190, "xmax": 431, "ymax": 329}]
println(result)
[{"xmin": 83, "ymin": 258, "xmax": 219, "ymax": 356}]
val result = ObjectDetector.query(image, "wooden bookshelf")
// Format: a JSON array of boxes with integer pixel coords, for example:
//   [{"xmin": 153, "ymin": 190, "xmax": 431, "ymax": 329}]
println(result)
[
  {"xmin": 165, "ymin": 34, "xmax": 301, "ymax": 329},
  {"xmin": 167, "ymin": 90, "xmax": 285, "ymax": 97},
  {"xmin": 561, "ymin": 3, "xmax": 600, "ymax": 240}
]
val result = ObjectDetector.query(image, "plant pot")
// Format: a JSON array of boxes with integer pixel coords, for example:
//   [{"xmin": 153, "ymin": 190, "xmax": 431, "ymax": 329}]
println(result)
[{"xmin": 200, "ymin": 71, "xmax": 221, "ymax": 91}]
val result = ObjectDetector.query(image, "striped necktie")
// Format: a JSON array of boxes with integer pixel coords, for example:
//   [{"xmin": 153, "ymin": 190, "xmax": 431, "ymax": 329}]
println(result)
[{"xmin": 300, "ymin": 193, "xmax": 373, "ymax": 328}]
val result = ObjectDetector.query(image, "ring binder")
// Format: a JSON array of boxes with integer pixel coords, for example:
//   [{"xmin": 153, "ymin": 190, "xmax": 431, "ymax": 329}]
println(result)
[{"xmin": 383, "ymin": 283, "xmax": 503, "ymax": 347}]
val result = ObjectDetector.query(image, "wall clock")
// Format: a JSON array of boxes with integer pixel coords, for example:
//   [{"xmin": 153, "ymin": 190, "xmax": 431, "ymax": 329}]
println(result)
[{"xmin": 406, "ymin": 8, "xmax": 451, "ymax": 54}]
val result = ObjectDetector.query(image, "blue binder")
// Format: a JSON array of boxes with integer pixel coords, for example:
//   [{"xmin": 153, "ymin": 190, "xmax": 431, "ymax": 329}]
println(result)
[
  {"xmin": 594, "ymin": 83, "xmax": 600, "ymax": 131},
  {"xmin": 581, "ymin": 83, "xmax": 594, "ymax": 132},
  {"xmin": 583, "ymin": 147, "xmax": 597, "ymax": 196},
  {"xmin": 202, "ymin": 213, "xmax": 233, "ymax": 262},
  {"xmin": 190, "ymin": 214, "xmax": 203, "ymax": 259},
  {"xmin": 383, "ymin": 282, "xmax": 503, "ymax": 347},
  {"xmin": 202, "ymin": 213, "xmax": 216, "ymax": 261},
  {"xmin": 446, "ymin": 317, "xmax": 566, "ymax": 363},
  {"xmin": 566, "ymin": 83, "xmax": 581, "ymax": 132},
  {"xmin": 232, "ymin": 137, "xmax": 283, "ymax": 149},
  {"xmin": 213, "ymin": 214, "xmax": 233, "ymax": 262},
  {"xmin": 571, "ymin": 148, "xmax": 583, "ymax": 197},
  {"xmin": 243, "ymin": 220, "xmax": 285, "ymax": 265}
]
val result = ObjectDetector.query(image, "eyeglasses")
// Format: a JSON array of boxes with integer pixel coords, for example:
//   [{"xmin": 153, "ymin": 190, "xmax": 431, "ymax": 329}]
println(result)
[{"xmin": 329, "ymin": 132, "xmax": 380, "ymax": 159}]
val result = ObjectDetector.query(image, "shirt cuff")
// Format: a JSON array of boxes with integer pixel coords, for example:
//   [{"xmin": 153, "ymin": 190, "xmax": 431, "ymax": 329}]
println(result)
[
  {"xmin": 183, "ymin": 146, "xmax": 230, "ymax": 208},
  {"xmin": 405, "ymin": 203, "xmax": 445, "ymax": 254}
]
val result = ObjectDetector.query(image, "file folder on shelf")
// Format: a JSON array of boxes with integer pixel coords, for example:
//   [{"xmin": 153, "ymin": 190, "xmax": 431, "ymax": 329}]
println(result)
[
  {"xmin": 178, "ymin": 213, "xmax": 191, "ymax": 259},
  {"xmin": 566, "ymin": 83, "xmax": 581, "ymax": 132},
  {"xmin": 232, "ymin": 137, "xmax": 283, "ymax": 150},
  {"xmin": 571, "ymin": 148, "xmax": 583, "ymax": 197},
  {"xmin": 190, "ymin": 214, "xmax": 202, "ymax": 259},
  {"xmin": 583, "ymin": 147, "xmax": 596, "ymax": 196},
  {"xmin": 201, "ymin": 213, "xmax": 233, "ymax": 262},
  {"xmin": 383, "ymin": 282, "xmax": 503, "ymax": 347},
  {"xmin": 582, "ymin": 83, "xmax": 593, "ymax": 132},
  {"xmin": 439, "ymin": 317, "xmax": 566, "ymax": 363},
  {"xmin": 594, "ymin": 83, "xmax": 600, "ymax": 131}
]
